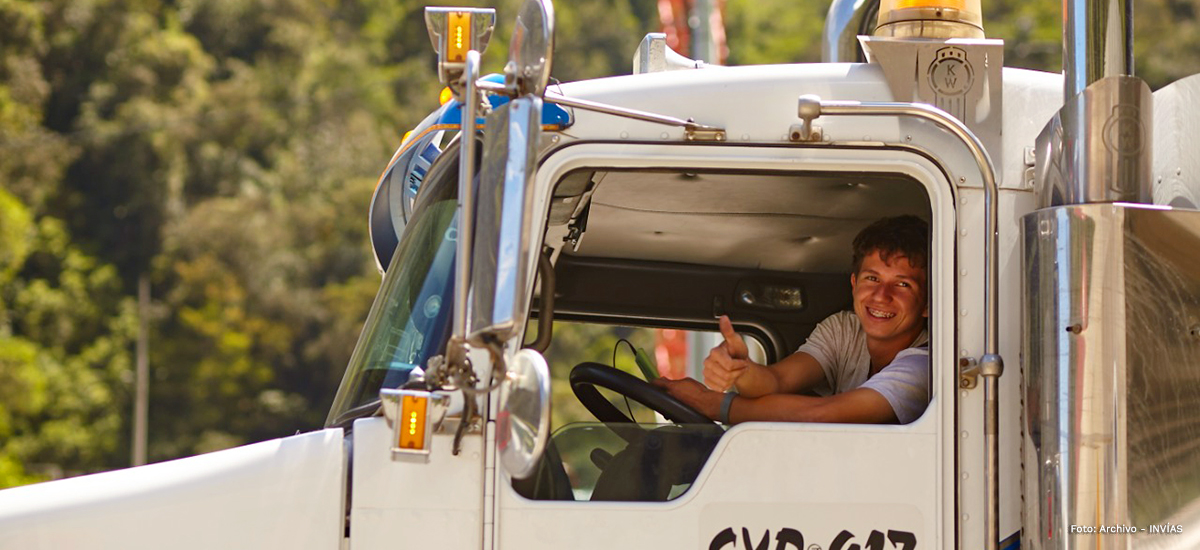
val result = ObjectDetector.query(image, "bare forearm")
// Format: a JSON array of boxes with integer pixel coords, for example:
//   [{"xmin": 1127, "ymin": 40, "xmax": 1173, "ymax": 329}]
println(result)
[
  {"xmin": 727, "ymin": 393, "xmax": 828, "ymax": 423},
  {"xmin": 658, "ymin": 378, "xmax": 897, "ymax": 426},
  {"xmin": 732, "ymin": 362, "xmax": 780, "ymax": 398},
  {"xmin": 727, "ymin": 389, "xmax": 897, "ymax": 425},
  {"xmin": 735, "ymin": 352, "xmax": 825, "ymax": 398}
]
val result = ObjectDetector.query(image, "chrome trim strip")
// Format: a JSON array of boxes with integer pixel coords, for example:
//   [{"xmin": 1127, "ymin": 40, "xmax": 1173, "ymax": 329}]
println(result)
[{"xmin": 476, "ymin": 80, "xmax": 725, "ymax": 136}]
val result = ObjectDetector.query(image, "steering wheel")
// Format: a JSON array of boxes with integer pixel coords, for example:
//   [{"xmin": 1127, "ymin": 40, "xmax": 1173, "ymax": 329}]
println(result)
[
  {"xmin": 570, "ymin": 362, "xmax": 723, "ymax": 500},
  {"xmin": 569, "ymin": 362, "xmax": 715, "ymax": 434}
]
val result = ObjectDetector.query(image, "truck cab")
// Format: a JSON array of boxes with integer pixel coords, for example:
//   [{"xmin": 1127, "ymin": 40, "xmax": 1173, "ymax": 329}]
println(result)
[
  {"xmin": 3, "ymin": 1, "xmax": 1200, "ymax": 549},
  {"xmin": 337, "ymin": 68, "xmax": 971, "ymax": 545}
]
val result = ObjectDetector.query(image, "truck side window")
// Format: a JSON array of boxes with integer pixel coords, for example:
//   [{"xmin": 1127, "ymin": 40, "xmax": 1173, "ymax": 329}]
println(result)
[{"xmin": 513, "ymin": 322, "xmax": 764, "ymax": 502}]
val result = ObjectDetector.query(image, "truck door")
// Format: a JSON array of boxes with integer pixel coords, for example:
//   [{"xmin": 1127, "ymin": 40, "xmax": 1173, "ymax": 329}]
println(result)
[{"xmin": 492, "ymin": 143, "xmax": 958, "ymax": 550}]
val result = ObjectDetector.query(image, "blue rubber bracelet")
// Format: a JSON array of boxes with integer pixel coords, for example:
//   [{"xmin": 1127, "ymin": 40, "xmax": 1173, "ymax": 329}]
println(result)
[{"xmin": 720, "ymin": 392, "xmax": 737, "ymax": 425}]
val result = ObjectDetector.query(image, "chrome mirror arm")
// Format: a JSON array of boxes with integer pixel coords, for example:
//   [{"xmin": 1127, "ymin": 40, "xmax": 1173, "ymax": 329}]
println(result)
[{"xmin": 475, "ymin": 79, "xmax": 725, "ymax": 140}]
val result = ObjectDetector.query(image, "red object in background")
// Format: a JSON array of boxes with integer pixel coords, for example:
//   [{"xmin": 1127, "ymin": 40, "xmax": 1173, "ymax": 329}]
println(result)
[
  {"xmin": 657, "ymin": 0, "xmax": 690, "ymax": 55},
  {"xmin": 649, "ymin": 0, "xmax": 727, "ymax": 380},
  {"xmin": 654, "ymin": 329, "xmax": 689, "ymax": 379},
  {"xmin": 656, "ymin": 0, "xmax": 728, "ymax": 65},
  {"xmin": 709, "ymin": 0, "xmax": 728, "ymax": 65}
]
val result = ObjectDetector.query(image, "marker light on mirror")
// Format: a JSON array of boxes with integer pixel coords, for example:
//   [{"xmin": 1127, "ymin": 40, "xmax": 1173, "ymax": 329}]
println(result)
[{"xmin": 423, "ymin": 7, "xmax": 496, "ymax": 85}]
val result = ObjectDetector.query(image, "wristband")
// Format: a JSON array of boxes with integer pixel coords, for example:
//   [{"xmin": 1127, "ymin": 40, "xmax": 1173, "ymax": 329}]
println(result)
[{"xmin": 720, "ymin": 392, "xmax": 737, "ymax": 425}]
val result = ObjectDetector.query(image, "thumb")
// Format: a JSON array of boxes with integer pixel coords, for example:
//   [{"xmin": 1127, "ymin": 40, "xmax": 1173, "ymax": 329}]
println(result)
[{"xmin": 718, "ymin": 315, "xmax": 749, "ymax": 359}]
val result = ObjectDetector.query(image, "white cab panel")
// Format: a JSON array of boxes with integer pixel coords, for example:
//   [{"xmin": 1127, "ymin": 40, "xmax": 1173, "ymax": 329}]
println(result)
[
  {"xmin": 0, "ymin": 429, "xmax": 346, "ymax": 550},
  {"xmin": 498, "ymin": 419, "xmax": 941, "ymax": 549},
  {"xmin": 349, "ymin": 417, "xmax": 484, "ymax": 550}
]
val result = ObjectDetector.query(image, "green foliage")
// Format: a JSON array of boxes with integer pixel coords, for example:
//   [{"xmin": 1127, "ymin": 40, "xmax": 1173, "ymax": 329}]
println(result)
[
  {"xmin": 1135, "ymin": 0, "xmax": 1200, "ymax": 89},
  {"xmin": 0, "ymin": 189, "xmax": 135, "ymax": 487},
  {"xmin": 983, "ymin": 0, "xmax": 1062, "ymax": 74},
  {"xmin": 549, "ymin": 0, "xmax": 651, "ymax": 81},
  {"xmin": 0, "ymin": 0, "xmax": 77, "ymax": 211},
  {"xmin": 0, "ymin": 188, "xmax": 33, "ymax": 289},
  {"xmin": 724, "ymin": 0, "xmax": 829, "ymax": 65}
]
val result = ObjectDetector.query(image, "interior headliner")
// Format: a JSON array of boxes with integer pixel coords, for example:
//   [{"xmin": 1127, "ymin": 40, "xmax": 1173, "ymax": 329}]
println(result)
[{"xmin": 554, "ymin": 169, "xmax": 931, "ymax": 273}]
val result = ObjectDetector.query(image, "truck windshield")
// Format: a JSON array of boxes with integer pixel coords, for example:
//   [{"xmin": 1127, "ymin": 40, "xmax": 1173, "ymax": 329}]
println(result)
[{"xmin": 325, "ymin": 150, "xmax": 459, "ymax": 427}]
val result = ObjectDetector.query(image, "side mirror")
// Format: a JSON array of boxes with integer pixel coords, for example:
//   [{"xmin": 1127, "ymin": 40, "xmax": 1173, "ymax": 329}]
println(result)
[
  {"xmin": 467, "ymin": 0, "xmax": 554, "ymax": 344},
  {"xmin": 496, "ymin": 349, "xmax": 552, "ymax": 479},
  {"xmin": 468, "ymin": 95, "xmax": 543, "ymax": 344},
  {"xmin": 508, "ymin": 0, "xmax": 554, "ymax": 96}
]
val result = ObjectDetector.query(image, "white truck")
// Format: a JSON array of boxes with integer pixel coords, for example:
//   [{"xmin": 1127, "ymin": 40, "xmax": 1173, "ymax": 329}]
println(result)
[{"xmin": 3, "ymin": 1, "xmax": 1199, "ymax": 549}]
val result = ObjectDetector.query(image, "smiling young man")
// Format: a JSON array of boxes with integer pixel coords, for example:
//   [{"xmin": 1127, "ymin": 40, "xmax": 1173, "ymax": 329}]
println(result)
[{"xmin": 655, "ymin": 215, "xmax": 930, "ymax": 425}]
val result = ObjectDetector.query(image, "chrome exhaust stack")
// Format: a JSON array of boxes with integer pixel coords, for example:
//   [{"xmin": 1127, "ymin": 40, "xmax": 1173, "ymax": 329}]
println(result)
[
  {"xmin": 1036, "ymin": 0, "xmax": 1151, "ymax": 207},
  {"xmin": 1064, "ymin": 0, "xmax": 1134, "ymax": 103}
]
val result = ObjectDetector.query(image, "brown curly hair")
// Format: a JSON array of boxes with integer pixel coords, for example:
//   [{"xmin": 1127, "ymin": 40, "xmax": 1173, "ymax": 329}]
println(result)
[{"xmin": 851, "ymin": 215, "xmax": 929, "ymax": 273}]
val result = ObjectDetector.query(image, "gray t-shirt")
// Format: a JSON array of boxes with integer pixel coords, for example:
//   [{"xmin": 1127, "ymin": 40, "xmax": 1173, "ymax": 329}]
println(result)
[{"xmin": 795, "ymin": 311, "xmax": 930, "ymax": 424}]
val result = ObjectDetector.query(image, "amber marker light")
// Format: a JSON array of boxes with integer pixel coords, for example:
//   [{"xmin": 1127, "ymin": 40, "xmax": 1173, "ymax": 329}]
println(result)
[
  {"xmin": 445, "ymin": 11, "xmax": 471, "ymax": 63},
  {"xmin": 894, "ymin": 0, "xmax": 967, "ymax": 7},
  {"xmin": 397, "ymin": 394, "xmax": 429, "ymax": 451},
  {"xmin": 423, "ymin": 7, "xmax": 494, "ymax": 86},
  {"xmin": 876, "ymin": 0, "xmax": 983, "ymax": 38},
  {"xmin": 439, "ymin": 87, "xmax": 454, "ymax": 105}
]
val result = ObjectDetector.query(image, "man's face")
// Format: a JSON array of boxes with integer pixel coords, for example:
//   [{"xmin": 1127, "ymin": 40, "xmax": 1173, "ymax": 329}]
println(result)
[{"xmin": 851, "ymin": 250, "xmax": 928, "ymax": 347}]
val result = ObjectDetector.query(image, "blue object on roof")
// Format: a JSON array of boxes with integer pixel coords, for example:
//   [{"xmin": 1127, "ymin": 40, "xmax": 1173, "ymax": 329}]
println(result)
[{"xmin": 439, "ymin": 74, "xmax": 572, "ymax": 127}]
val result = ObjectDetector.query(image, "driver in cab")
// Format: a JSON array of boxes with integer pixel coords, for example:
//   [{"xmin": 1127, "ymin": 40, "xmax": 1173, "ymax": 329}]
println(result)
[{"xmin": 655, "ymin": 215, "xmax": 930, "ymax": 425}]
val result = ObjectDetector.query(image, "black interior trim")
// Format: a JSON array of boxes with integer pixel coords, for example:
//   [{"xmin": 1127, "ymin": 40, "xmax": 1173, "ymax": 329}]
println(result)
[{"xmin": 540, "ymin": 255, "xmax": 851, "ymax": 359}]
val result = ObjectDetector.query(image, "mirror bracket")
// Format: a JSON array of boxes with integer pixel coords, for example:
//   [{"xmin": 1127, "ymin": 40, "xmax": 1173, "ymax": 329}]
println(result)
[{"xmin": 686, "ymin": 124, "xmax": 728, "ymax": 142}]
